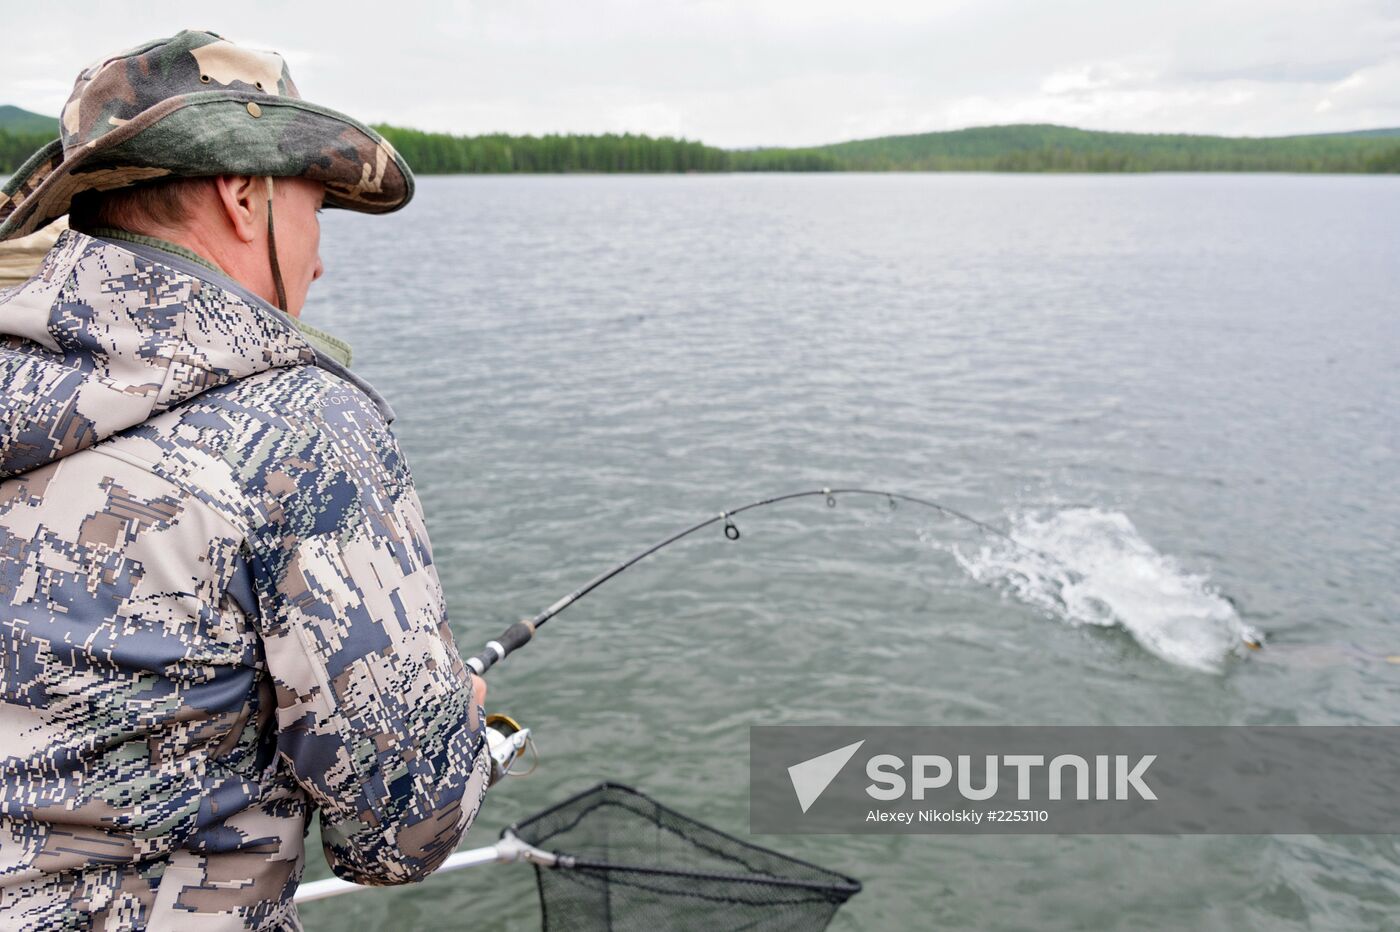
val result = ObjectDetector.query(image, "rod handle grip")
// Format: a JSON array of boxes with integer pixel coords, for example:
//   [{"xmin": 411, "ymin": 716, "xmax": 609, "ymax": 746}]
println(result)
[{"xmin": 466, "ymin": 620, "xmax": 535, "ymax": 676}]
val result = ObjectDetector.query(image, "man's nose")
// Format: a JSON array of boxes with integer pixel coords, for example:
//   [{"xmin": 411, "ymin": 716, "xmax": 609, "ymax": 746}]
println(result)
[{"xmin": 312, "ymin": 256, "xmax": 324, "ymax": 282}]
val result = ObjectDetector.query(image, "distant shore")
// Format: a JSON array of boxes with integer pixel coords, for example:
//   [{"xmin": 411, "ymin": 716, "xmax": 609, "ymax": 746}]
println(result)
[
  {"xmin": 2, "ymin": 110, "xmax": 1398, "ymax": 175},
  {"xmin": 368, "ymin": 122, "xmax": 1400, "ymax": 175}
]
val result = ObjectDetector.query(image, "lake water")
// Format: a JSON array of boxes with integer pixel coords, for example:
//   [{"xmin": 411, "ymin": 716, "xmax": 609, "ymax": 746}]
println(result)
[{"xmin": 296, "ymin": 173, "xmax": 1399, "ymax": 930}]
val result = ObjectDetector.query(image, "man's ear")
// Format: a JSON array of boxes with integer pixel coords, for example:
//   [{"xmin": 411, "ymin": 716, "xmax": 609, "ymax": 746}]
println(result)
[{"xmin": 212, "ymin": 175, "xmax": 262, "ymax": 244}]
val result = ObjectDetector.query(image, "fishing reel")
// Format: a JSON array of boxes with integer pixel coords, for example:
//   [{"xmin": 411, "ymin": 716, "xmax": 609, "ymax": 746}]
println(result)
[{"xmin": 486, "ymin": 713, "xmax": 538, "ymax": 785}]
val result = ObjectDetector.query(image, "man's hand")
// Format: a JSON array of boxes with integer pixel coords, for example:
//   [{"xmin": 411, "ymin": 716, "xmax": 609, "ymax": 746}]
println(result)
[{"xmin": 470, "ymin": 673, "xmax": 487, "ymax": 706}]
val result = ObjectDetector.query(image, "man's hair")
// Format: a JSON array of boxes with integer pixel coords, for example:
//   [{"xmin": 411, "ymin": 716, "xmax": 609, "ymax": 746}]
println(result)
[{"xmin": 68, "ymin": 177, "xmax": 214, "ymax": 235}]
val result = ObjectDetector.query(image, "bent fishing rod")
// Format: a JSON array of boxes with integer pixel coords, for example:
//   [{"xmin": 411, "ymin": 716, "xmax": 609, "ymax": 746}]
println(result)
[{"xmin": 466, "ymin": 486, "xmax": 1096, "ymax": 677}]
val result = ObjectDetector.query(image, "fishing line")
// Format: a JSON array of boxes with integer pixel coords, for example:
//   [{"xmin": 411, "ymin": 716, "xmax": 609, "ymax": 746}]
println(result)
[{"xmin": 465, "ymin": 486, "xmax": 1109, "ymax": 676}]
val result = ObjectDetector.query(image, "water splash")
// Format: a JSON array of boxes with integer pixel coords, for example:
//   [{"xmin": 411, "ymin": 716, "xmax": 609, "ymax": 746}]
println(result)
[{"xmin": 950, "ymin": 507, "xmax": 1256, "ymax": 673}]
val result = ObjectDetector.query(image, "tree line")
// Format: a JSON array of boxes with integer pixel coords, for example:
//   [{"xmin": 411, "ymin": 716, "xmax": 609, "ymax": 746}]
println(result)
[
  {"xmin": 4, "ymin": 123, "xmax": 1397, "ymax": 176},
  {"xmin": 371, "ymin": 123, "xmax": 1400, "ymax": 175},
  {"xmin": 0, "ymin": 130, "xmax": 51, "ymax": 175},
  {"xmin": 370, "ymin": 126, "xmax": 842, "ymax": 173}
]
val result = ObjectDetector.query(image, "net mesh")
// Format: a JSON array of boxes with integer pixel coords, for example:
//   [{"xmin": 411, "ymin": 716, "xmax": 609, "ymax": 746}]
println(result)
[{"xmin": 504, "ymin": 782, "xmax": 861, "ymax": 932}]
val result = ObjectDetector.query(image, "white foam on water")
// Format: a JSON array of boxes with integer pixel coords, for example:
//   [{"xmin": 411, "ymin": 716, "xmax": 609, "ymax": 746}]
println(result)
[{"xmin": 949, "ymin": 507, "xmax": 1252, "ymax": 673}]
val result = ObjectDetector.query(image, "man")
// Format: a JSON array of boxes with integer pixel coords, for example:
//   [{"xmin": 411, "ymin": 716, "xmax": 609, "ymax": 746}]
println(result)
[{"xmin": 0, "ymin": 30, "xmax": 491, "ymax": 930}]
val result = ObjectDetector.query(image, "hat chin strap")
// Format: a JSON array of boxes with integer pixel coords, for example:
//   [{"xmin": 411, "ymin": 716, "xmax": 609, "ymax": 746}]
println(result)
[{"xmin": 265, "ymin": 177, "xmax": 289, "ymax": 312}]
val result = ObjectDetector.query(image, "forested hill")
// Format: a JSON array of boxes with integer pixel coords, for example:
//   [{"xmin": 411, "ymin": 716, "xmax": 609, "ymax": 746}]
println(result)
[
  {"xmin": 372, "ymin": 123, "xmax": 1400, "ymax": 174},
  {"xmin": 0, "ymin": 106, "xmax": 59, "ymax": 175},
  {"xmin": 3, "ymin": 104, "xmax": 1399, "ymax": 174},
  {"xmin": 0, "ymin": 105, "xmax": 58, "ymax": 135},
  {"xmin": 810, "ymin": 123, "xmax": 1400, "ymax": 172}
]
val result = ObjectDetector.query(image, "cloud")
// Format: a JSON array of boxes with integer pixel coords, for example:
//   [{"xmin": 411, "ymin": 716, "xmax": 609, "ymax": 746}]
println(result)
[
  {"xmin": 2, "ymin": 0, "xmax": 1398, "ymax": 147},
  {"xmin": 1307, "ymin": 58, "xmax": 1400, "ymax": 130},
  {"xmin": 1039, "ymin": 62, "xmax": 1160, "ymax": 96}
]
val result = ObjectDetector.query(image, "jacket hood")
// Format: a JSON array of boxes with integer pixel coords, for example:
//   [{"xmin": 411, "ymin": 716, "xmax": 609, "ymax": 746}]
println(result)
[{"xmin": 0, "ymin": 230, "xmax": 386, "ymax": 479}]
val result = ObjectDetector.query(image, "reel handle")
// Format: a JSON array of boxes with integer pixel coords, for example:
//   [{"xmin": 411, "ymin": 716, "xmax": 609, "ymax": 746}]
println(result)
[{"xmin": 466, "ymin": 619, "xmax": 536, "ymax": 676}]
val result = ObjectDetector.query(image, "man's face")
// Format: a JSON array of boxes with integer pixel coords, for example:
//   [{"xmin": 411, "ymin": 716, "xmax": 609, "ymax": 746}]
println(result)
[{"xmin": 272, "ymin": 177, "xmax": 326, "ymax": 316}]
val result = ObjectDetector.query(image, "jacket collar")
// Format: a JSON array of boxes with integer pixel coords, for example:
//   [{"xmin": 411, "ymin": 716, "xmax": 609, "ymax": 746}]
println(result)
[
  {"xmin": 88, "ymin": 227, "xmax": 356, "ymax": 370},
  {"xmin": 88, "ymin": 231, "xmax": 391, "ymax": 420}
]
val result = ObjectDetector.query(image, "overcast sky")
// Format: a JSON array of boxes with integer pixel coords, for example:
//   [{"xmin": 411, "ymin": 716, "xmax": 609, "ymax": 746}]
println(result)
[{"xmin": 4, "ymin": 1, "xmax": 1398, "ymax": 147}]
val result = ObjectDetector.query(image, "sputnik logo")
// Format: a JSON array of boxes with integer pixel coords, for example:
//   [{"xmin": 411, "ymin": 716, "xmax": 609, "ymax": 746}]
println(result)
[{"xmin": 787, "ymin": 740, "xmax": 865, "ymax": 813}]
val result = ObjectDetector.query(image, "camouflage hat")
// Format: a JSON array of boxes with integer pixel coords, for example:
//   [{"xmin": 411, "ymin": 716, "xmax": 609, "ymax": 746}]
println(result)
[{"xmin": 0, "ymin": 29, "xmax": 413, "ymax": 241}]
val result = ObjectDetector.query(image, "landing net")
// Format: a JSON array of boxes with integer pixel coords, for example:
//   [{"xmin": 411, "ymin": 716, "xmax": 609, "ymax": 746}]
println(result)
[{"xmin": 505, "ymin": 782, "xmax": 861, "ymax": 931}]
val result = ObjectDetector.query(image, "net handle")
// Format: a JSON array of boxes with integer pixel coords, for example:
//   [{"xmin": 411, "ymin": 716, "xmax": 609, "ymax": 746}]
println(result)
[{"xmin": 293, "ymin": 832, "xmax": 558, "ymax": 904}]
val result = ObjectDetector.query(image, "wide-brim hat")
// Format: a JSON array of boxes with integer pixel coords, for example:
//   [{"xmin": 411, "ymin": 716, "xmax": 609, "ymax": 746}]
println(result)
[{"xmin": 0, "ymin": 29, "xmax": 413, "ymax": 241}]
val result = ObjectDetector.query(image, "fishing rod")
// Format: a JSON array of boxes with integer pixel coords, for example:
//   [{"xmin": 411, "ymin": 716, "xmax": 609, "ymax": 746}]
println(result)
[{"xmin": 465, "ymin": 486, "xmax": 1089, "ymax": 677}]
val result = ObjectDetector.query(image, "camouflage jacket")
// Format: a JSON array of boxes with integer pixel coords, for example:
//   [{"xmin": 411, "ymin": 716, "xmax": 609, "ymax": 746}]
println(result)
[{"xmin": 0, "ymin": 231, "xmax": 491, "ymax": 930}]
